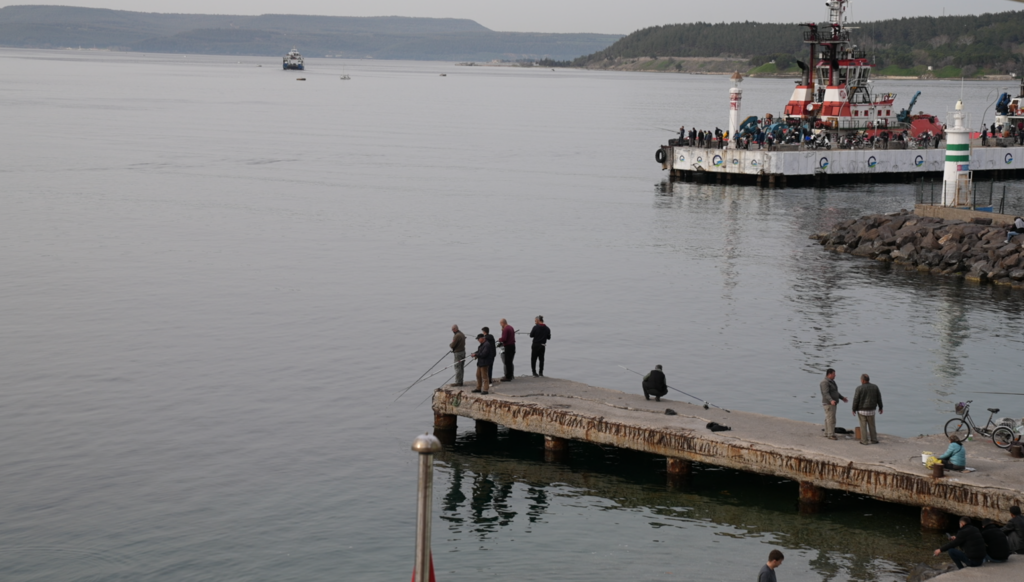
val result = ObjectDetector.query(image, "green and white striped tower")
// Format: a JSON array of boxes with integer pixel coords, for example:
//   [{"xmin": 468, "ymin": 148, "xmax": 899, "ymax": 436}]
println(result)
[{"xmin": 942, "ymin": 100, "xmax": 971, "ymax": 207}]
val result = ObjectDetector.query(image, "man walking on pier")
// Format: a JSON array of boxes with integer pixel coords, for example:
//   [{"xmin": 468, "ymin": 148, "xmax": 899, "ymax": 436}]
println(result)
[
  {"xmin": 851, "ymin": 374, "xmax": 883, "ymax": 445},
  {"xmin": 529, "ymin": 315, "xmax": 551, "ymax": 377},
  {"xmin": 757, "ymin": 549, "xmax": 784, "ymax": 582},
  {"xmin": 471, "ymin": 333, "xmax": 494, "ymax": 394},
  {"xmin": 499, "ymin": 318, "xmax": 516, "ymax": 381},
  {"xmin": 450, "ymin": 325, "xmax": 466, "ymax": 386},
  {"xmin": 820, "ymin": 368, "xmax": 847, "ymax": 440}
]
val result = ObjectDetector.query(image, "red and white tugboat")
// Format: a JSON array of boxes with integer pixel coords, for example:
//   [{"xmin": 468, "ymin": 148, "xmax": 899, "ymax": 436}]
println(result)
[{"xmin": 783, "ymin": 0, "xmax": 942, "ymax": 139}]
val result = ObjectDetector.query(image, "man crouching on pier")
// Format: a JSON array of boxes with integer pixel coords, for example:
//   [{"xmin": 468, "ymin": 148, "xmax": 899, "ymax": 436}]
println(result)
[{"xmin": 820, "ymin": 368, "xmax": 847, "ymax": 440}]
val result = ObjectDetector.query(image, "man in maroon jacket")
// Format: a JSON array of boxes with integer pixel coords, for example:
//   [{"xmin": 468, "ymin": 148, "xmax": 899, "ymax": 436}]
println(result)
[{"xmin": 499, "ymin": 318, "xmax": 516, "ymax": 381}]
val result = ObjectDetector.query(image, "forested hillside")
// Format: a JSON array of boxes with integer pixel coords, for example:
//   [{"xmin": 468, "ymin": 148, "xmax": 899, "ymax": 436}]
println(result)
[
  {"xmin": 573, "ymin": 10, "xmax": 1024, "ymax": 77},
  {"xmin": 0, "ymin": 5, "xmax": 621, "ymax": 61}
]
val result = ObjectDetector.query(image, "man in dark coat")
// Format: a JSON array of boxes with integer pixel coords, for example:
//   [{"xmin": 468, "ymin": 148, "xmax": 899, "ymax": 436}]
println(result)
[
  {"xmin": 934, "ymin": 517, "xmax": 986, "ymax": 569},
  {"xmin": 981, "ymin": 519, "xmax": 1011, "ymax": 562},
  {"xmin": 642, "ymin": 365, "xmax": 668, "ymax": 402},
  {"xmin": 481, "ymin": 327, "xmax": 497, "ymax": 383},
  {"xmin": 529, "ymin": 316, "xmax": 551, "ymax": 377},
  {"xmin": 470, "ymin": 334, "xmax": 494, "ymax": 394},
  {"xmin": 851, "ymin": 373, "xmax": 883, "ymax": 445},
  {"xmin": 1002, "ymin": 505, "xmax": 1024, "ymax": 554},
  {"xmin": 498, "ymin": 318, "xmax": 516, "ymax": 381}
]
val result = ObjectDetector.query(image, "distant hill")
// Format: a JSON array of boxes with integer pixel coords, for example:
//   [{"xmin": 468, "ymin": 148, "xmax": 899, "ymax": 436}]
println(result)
[
  {"xmin": 0, "ymin": 5, "xmax": 622, "ymax": 61},
  {"xmin": 571, "ymin": 11, "xmax": 1024, "ymax": 78}
]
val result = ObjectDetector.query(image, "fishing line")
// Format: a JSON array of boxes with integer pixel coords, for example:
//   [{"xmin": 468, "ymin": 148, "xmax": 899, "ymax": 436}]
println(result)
[
  {"xmin": 618, "ymin": 365, "xmax": 731, "ymax": 413},
  {"xmin": 399, "ymin": 350, "xmax": 451, "ymax": 396},
  {"xmin": 417, "ymin": 372, "xmax": 458, "ymax": 408},
  {"xmin": 394, "ymin": 356, "xmax": 469, "ymax": 402}
]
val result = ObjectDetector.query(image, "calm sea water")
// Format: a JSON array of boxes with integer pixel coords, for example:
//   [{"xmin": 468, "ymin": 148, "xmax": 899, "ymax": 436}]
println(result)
[{"xmin": 3, "ymin": 48, "xmax": 1023, "ymax": 582}]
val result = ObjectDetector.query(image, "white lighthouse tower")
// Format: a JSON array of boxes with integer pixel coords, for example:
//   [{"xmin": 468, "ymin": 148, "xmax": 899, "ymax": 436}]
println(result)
[
  {"xmin": 728, "ymin": 71, "xmax": 743, "ymax": 148},
  {"xmin": 942, "ymin": 101, "xmax": 971, "ymax": 207}
]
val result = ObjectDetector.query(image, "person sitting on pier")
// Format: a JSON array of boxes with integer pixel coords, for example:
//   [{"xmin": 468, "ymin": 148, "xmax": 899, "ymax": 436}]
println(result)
[
  {"xmin": 934, "ymin": 517, "xmax": 986, "ymax": 569},
  {"xmin": 936, "ymin": 435, "xmax": 966, "ymax": 471},
  {"xmin": 1002, "ymin": 506, "xmax": 1024, "ymax": 554},
  {"xmin": 1004, "ymin": 216, "xmax": 1024, "ymax": 243},
  {"xmin": 980, "ymin": 519, "xmax": 1011, "ymax": 563},
  {"xmin": 820, "ymin": 368, "xmax": 848, "ymax": 440},
  {"xmin": 642, "ymin": 365, "xmax": 668, "ymax": 402}
]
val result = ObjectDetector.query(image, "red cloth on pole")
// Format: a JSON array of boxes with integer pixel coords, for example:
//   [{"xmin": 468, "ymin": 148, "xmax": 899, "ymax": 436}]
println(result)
[{"xmin": 411, "ymin": 552, "xmax": 436, "ymax": 582}]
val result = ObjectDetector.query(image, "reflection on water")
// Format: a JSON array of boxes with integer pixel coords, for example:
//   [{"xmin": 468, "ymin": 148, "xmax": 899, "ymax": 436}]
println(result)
[{"xmin": 435, "ymin": 430, "xmax": 948, "ymax": 582}]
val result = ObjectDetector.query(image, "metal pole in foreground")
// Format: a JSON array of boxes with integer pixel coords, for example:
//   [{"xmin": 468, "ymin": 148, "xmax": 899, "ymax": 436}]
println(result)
[{"xmin": 412, "ymin": 433, "xmax": 442, "ymax": 582}]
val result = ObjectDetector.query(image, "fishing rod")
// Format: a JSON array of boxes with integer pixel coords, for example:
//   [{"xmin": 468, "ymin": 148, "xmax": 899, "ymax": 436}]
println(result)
[
  {"xmin": 417, "ymin": 372, "xmax": 458, "ymax": 408},
  {"xmin": 618, "ymin": 365, "xmax": 731, "ymax": 413},
  {"xmin": 394, "ymin": 356, "xmax": 470, "ymax": 402},
  {"xmin": 399, "ymin": 350, "xmax": 452, "ymax": 397}
]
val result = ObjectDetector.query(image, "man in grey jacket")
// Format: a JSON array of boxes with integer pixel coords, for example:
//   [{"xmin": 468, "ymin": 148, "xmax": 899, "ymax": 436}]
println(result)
[
  {"xmin": 820, "ymin": 368, "xmax": 847, "ymax": 440},
  {"xmin": 851, "ymin": 373, "xmax": 883, "ymax": 445}
]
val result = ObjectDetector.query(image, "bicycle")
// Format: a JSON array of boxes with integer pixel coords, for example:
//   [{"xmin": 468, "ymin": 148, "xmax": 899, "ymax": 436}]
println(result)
[{"xmin": 944, "ymin": 400, "xmax": 1017, "ymax": 449}]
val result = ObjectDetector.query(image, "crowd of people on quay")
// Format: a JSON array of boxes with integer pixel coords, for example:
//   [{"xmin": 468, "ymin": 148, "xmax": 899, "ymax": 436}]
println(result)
[
  {"xmin": 980, "ymin": 121, "xmax": 1024, "ymax": 146},
  {"xmin": 672, "ymin": 121, "xmax": 950, "ymax": 151}
]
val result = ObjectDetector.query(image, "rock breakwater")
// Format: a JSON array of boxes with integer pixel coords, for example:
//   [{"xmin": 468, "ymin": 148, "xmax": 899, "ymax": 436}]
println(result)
[{"xmin": 811, "ymin": 210, "xmax": 1024, "ymax": 289}]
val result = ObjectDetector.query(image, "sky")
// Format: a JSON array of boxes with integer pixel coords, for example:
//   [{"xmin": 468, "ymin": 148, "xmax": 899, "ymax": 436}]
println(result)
[{"xmin": 2, "ymin": 0, "xmax": 1022, "ymax": 34}]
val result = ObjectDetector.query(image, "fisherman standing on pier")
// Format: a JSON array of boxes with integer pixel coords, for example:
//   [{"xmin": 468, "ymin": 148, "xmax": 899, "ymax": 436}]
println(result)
[
  {"xmin": 820, "ymin": 368, "xmax": 847, "ymax": 440},
  {"xmin": 470, "ymin": 333, "xmax": 494, "ymax": 395},
  {"xmin": 481, "ymin": 327, "xmax": 496, "ymax": 383},
  {"xmin": 529, "ymin": 316, "xmax": 551, "ymax": 377},
  {"xmin": 641, "ymin": 365, "xmax": 668, "ymax": 402},
  {"xmin": 498, "ymin": 318, "xmax": 516, "ymax": 381},
  {"xmin": 450, "ymin": 324, "xmax": 466, "ymax": 387},
  {"xmin": 851, "ymin": 374, "xmax": 883, "ymax": 445}
]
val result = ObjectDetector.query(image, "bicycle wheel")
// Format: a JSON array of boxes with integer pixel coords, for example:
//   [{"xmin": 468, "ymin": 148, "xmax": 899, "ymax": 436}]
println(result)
[
  {"xmin": 992, "ymin": 427, "xmax": 1015, "ymax": 449},
  {"xmin": 945, "ymin": 418, "xmax": 971, "ymax": 441}
]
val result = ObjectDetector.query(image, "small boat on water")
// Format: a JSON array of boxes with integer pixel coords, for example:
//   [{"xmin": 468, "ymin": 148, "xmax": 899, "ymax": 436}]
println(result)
[
  {"xmin": 283, "ymin": 47, "xmax": 304, "ymax": 71},
  {"xmin": 340, "ymin": 74, "xmax": 351, "ymax": 80}
]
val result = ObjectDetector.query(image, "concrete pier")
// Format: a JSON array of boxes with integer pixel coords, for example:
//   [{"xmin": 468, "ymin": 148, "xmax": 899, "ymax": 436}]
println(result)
[{"xmin": 432, "ymin": 377, "xmax": 1024, "ymax": 524}]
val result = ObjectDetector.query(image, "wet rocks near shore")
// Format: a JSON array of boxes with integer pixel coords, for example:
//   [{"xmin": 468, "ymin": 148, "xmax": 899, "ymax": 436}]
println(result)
[{"xmin": 812, "ymin": 210, "xmax": 1024, "ymax": 289}]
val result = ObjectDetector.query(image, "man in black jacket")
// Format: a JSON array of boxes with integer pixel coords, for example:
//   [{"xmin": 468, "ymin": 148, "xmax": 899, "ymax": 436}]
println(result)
[
  {"xmin": 471, "ymin": 334, "xmax": 494, "ymax": 395},
  {"xmin": 1002, "ymin": 505, "xmax": 1024, "ymax": 554},
  {"xmin": 981, "ymin": 519, "xmax": 1011, "ymax": 562},
  {"xmin": 529, "ymin": 316, "xmax": 551, "ymax": 377},
  {"xmin": 642, "ymin": 365, "xmax": 668, "ymax": 402},
  {"xmin": 934, "ymin": 517, "xmax": 986, "ymax": 569},
  {"xmin": 481, "ymin": 327, "xmax": 497, "ymax": 383}
]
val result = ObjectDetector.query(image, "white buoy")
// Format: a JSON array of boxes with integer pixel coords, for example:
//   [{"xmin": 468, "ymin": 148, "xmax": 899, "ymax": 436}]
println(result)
[
  {"xmin": 942, "ymin": 101, "xmax": 971, "ymax": 207},
  {"xmin": 728, "ymin": 72, "xmax": 743, "ymax": 148}
]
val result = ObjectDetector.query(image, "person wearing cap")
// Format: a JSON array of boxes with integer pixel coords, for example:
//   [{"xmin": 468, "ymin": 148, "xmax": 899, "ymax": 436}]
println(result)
[
  {"xmin": 470, "ymin": 334, "xmax": 494, "ymax": 394},
  {"xmin": 642, "ymin": 365, "xmax": 668, "ymax": 402},
  {"xmin": 481, "ymin": 327, "xmax": 497, "ymax": 383}
]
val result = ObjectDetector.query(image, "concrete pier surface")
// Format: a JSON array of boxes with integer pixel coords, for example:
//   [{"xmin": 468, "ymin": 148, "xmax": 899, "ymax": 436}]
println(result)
[
  {"xmin": 432, "ymin": 377, "xmax": 1024, "ymax": 523},
  {"xmin": 931, "ymin": 554, "xmax": 1024, "ymax": 581}
]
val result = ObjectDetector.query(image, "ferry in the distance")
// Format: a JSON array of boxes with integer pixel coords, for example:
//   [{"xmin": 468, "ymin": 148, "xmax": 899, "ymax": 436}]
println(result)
[
  {"xmin": 283, "ymin": 48, "xmax": 304, "ymax": 71},
  {"xmin": 655, "ymin": 0, "xmax": 1024, "ymax": 187}
]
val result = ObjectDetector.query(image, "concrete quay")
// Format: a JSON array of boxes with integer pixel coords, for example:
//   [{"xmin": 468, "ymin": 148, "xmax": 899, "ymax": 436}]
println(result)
[
  {"xmin": 930, "ymin": 554, "xmax": 1024, "ymax": 582},
  {"xmin": 432, "ymin": 377, "xmax": 1024, "ymax": 526}
]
